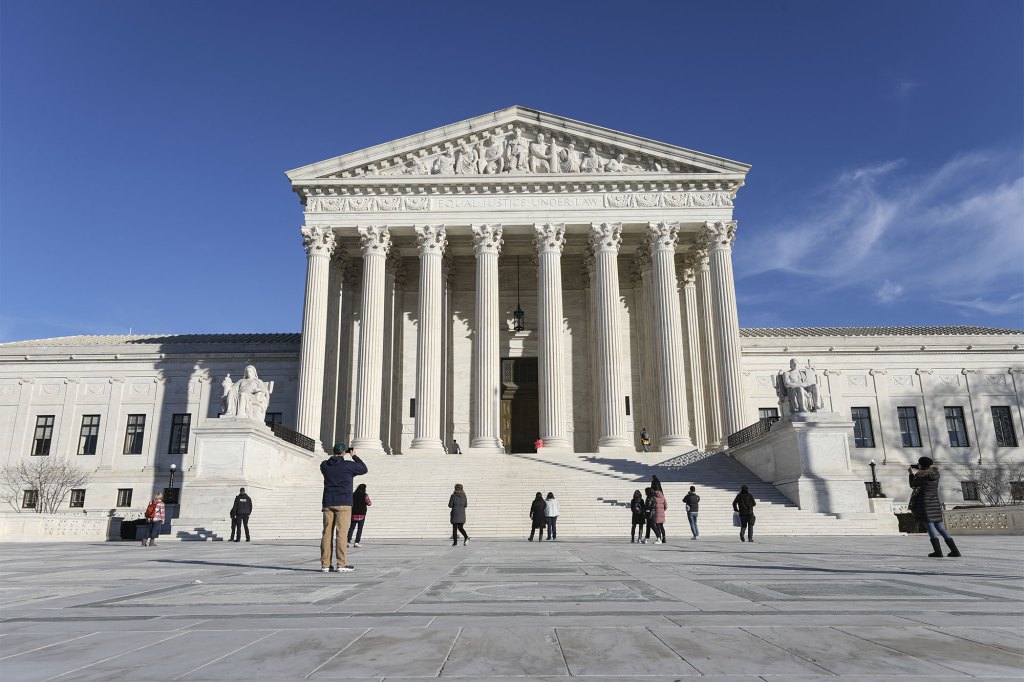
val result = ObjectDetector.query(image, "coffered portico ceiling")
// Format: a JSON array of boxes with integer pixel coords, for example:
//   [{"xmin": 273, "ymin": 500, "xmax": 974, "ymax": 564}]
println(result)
[{"xmin": 287, "ymin": 106, "xmax": 751, "ymax": 230}]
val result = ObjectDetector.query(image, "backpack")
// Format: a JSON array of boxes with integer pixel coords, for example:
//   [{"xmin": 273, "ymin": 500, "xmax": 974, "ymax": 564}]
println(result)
[{"xmin": 145, "ymin": 500, "xmax": 158, "ymax": 519}]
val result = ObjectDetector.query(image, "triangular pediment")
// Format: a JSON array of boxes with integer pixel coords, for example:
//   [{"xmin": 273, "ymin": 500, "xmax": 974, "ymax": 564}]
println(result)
[{"xmin": 286, "ymin": 106, "xmax": 750, "ymax": 184}]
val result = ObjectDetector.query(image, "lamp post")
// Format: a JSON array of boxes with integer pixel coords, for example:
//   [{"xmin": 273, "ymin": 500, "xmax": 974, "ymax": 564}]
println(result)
[
  {"xmin": 168, "ymin": 463, "xmax": 177, "ymax": 490},
  {"xmin": 868, "ymin": 459, "xmax": 884, "ymax": 498},
  {"xmin": 513, "ymin": 256, "xmax": 525, "ymax": 331},
  {"xmin": 167, "ymin": 464, "xmax": 178, "ymax": 506}
]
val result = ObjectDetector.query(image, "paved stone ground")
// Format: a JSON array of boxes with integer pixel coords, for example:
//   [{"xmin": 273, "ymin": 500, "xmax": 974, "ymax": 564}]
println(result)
[{"xmin": 1, "ymin": 535, "xmax": 1022, "ymax": 681}]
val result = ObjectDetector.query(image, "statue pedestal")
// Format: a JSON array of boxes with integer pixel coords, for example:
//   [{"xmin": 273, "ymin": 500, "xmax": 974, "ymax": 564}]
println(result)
[{"xmin": 731, "ymin": 411, "xmax": 871, "ymax": 518}]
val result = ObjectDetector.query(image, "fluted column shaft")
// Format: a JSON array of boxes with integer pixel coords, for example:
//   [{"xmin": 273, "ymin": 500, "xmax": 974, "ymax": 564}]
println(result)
[
  {"xmin": 297, "ymin": 226, "xmax": 336, "ymax": 444},
  {"xmin": 352, "ymin": 225, "xmax": 391, "ymax": 453},
  {"xmin": 646, "ymin": 222, "xmax": 692, "ymax": 450},
  {"xmin": 589, "ymin": 223, "xmax": 631, "ymax": 448},
  {"xmin": 411, "ymin": 225, "xmax": 447, "ymax": 452},
  {"xmin": 700, "ymin": 221, "xmax": 747, "ymax": 441},
  {"xmin": 695, "ymin": 249, "xmax": 724, "ymax": 450},
  {"xmin": 534, "ymin": 224, "xmax": 571, "ymax": 450},
  {"xmin": 471, "ymin": 224, "xmax": 504, "ymax": 450},
  {"xmin": 681, "ymin": 258, "xmax": 707, "ymax": 451}
]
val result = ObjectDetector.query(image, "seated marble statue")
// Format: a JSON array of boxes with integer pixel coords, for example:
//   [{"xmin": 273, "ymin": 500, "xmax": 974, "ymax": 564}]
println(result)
[
  {"xmin": 773, "ymin": 358, "xmax": 823, "ymax": 414},
  {"xmin": 221, "ymin": 365, "xmax": 273, "ymax": 422}
]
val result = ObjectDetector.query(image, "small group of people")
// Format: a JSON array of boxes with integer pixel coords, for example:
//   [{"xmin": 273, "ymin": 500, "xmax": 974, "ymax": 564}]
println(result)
[
  {"xmin": 528, "ymin": 492, "xmax": 560, "ymax": 541},
  {"xmin": 627, "ymin": 475, "xmax": 754, "ymax": 544}
]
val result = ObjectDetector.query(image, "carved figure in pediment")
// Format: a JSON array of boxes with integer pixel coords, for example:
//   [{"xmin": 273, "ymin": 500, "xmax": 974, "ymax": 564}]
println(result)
[
  {"xmin": 559, "ymin": 143, "xmax": 582, "ymax": 173},
  {"xmin": 221, "ymin": 365, "xmax": 273, "ymax": 422},
  {"xmin": 483, "ymin": 135, "xmax": 506, "ymax": 174},
  {"xmin": 433, "ymin": 150, "xmax": 455, "ymax": 175},
  {"xmin": 507, "ymin": 128, "xmax": 529, "ymax": 172},
  {"xmin": 411, "ymin": 157, "xmax": 431, "ymax": 175},
  {"xmin": 456, "ymin": 143, "xmax": 479, "ymax": 175},
  {"xmin": 772, "ymin": 358, "xmax": 823, "ymax": 415},
  {"xmin": 606, "ymin": 152, "xmax": 630, "ymax": 172},
  {"xmin": 529, "ymin": 133, "xmax": 551, "ymax": 173},
  {"xmin": 581, "ymin": 146, "xmax": 604, "ymax": 173}
]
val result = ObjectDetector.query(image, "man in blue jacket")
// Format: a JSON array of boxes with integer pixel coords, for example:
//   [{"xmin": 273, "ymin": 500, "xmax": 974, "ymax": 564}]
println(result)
[{"xmin": 320, "ymin": 443, "xmax": 368, "ymax": 573}]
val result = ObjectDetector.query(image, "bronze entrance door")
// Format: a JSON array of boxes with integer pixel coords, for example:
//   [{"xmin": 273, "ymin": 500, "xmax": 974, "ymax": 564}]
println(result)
[{"xmin": 500, "ymin": 357, "xmax": 539, "ymax": 453}]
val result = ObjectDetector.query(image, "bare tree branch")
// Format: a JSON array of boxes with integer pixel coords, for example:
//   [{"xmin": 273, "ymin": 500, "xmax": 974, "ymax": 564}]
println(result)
[{"xmin": 0, "ymin": 460, "xmax": 92, "ymax": 513}]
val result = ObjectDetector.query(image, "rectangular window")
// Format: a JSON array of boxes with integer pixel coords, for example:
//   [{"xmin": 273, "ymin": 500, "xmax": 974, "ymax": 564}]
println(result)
[
  {"xmin": 961, "ymin": 481, "xmax": 980, "ymax": 501},
  {"xmin": 625, "ymin": 396, "xmax": 631, "ymax": 416},
  {"xmin": 69, "ymin": 489, "xmax": 86, "ymax": 508},
  {"xmin": 78, "ymin": 415, "xmax": 101, "ymax": 455},
  {"xmin": 116, "ymin": 488, "xmax": 133, "ymax": 507},
  {"xmin": 758, "ymin": 407, "xmax": 780, "ymax": 420},
  {"xmin": 944, "ymin": 406, "xmax": 970, "ymax": 447},
  {"xmin": 22, "ymin": 490, "xmax": 38, "ymax": 509},
  {"xmin": 124, "ymin": 414, "xmax": 146, "ymax": 455},
  {"xmin": 1011, "ymin": 481, "xmax": 1024, "ymax": 502},
  {"xmin": 168, "ymin": 414, "xmax": 191, "ymax": 455},
  {"xmin": 852, "ymin": 407, "xmax": 875, "ymax": 448},
  {"xmin": 897, "ymin": 406, "xmax": 922, "ymax": 447},
  {"xmin": 264, "ymin": 412, "xmax": 282, "ymax": 426},
  {"xmin": 992, "ymin": 406, "xmax": 1018, "ymax": 447},
  {"xmin": 409, "ymin": 399, "xmax": 416, "ymax": 418},
  {"xmin": 32, "ymin": 415, "xmax": 55, "ymax": 456}
]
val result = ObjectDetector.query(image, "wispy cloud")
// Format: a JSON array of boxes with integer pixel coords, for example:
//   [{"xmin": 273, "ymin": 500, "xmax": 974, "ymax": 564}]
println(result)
[{"xmin": 736, "ymin": 150, "xmax": 1024, "ymax": 323}]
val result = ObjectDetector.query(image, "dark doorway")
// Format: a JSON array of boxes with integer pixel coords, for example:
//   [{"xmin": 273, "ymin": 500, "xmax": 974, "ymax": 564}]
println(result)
[{"xmin": 500, "ymin": 357, "xmax": 539, "ymax": 453}]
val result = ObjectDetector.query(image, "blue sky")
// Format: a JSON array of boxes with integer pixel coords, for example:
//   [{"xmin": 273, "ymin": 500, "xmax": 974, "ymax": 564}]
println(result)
[{"xmin": 1, "ymin": 0, "xmax": 1022, "ymax": 342}]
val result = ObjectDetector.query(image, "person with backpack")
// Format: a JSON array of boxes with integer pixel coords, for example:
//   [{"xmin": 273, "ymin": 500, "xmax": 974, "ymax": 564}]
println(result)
[
  {"xmin": 683, "ymin": 486, "xmax": 700, "ymax": 540},
  {"xmin": 142, "ymin": 492, "xmax": 165, "ymax": 547},
  {"xmin": 629, "ymin": 490, "xmax": 647, "ymax": 543},
  {"xmin": 544, "ymin": 492, "xmax": 559, "ymax": 540},
  {"xmin": 347, "ymin": 483, "xmax": 372, "ymax": 548},
  {"xmin": 230, "ymin": 487, "xmax": 252, "ymax": 542},
  {"xmin": 640, "ymin": 428, "xmax": 651, "ymax": 453},
  {"xmin": 733, "ymin": 485, "xmax": 756, "ymax": 542},
  {"xmin": 528, "ymin": 492, "xmax": 547, "ymax": 541}
]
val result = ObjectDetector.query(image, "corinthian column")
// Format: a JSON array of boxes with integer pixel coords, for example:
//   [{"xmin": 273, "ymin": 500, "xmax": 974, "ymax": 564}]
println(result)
[
  {"xmin": 471, "ymin": 224, "xmax": 505, "ymax": 451},
  {"xmin": 533, "ymin": 223, "xmax": 571, "ymax": 452},
  {"xmin": 645, "ymin": 222, "xmax": 692, "ymax": 450},
  {"xmin": 296, "ymin": 225, "xmax": 336, "ymax": 445},
  {"xmin": 699, "ymin": 221, "xmax": 747, "ymax": 441},
  {"xmin": 589, "ymin": 222, "xmax": 631, "ymax": 449},
  {"xmin": 693, "ymin": 248, "xmax": 723, "ymax": 449},
  {"xmin": 410, "ymin": 225, "xmax": 447, "ymax": 453},
  {"xmin": 351, "ymin": 225, "xmax": 390, "ymax": 454},
  {"xmin": 681, "ymin": 253, "xmax": 707, "ymax": 451}
]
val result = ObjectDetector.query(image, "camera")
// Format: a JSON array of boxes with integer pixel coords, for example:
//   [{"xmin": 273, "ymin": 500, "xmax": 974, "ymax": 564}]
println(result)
[{"xmin": 910, "ymin": 464, "xmax": 919, "ymax": 470}]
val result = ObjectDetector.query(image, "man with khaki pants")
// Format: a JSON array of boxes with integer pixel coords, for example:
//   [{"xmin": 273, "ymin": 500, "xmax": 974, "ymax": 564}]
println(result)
[{"xmin": 320, "ymin": 443, "xmax": 368, "ymax": 572}]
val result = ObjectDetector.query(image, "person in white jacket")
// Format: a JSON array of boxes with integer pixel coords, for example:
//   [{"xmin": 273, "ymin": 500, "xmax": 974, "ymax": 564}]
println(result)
[{"xmin": 544, "ymin": 492, "xmax": 560, "ymax": 540}]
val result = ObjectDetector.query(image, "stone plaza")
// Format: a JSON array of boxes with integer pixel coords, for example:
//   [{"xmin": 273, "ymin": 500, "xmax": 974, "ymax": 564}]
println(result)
[{"xmin": 1, "ymin": 535, "xmax": 1022, "ymax": 681}]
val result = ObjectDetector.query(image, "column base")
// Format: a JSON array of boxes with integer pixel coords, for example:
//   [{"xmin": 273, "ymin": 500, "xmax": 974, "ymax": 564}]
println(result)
[
  {"xmin": 467, "ymin": 446, "xmax": 507, "ymax": 455},
  {"xmin": 538, "ymin": 436, "xmax": 572, "ymax": 448},
  {"xmin": 470, "ymin": 437, "xmax": 504, "ymax": 450},
  {"xmin": 408, "ymin": 438, "xmax": 446, "ymax": 455},
  {"xmin": 349, "ymin": 438, "xmax": 385, "ymax": 456},
  {"xmin": 657, "ymin": 436, "xmax": 693, "ymax": 451},
  {"xmin": 536, "ymin": 445, "xmax": 574, "ymax": 455},
  {"xmin": 595, "ymin": 444, "xmax": 637, "ymax": 455}
]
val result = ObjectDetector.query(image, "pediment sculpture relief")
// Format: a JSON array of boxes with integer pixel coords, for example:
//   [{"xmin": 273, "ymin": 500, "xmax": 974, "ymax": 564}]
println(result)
[{"xmin": 364, "ymin": 127, "xmax": 667, "ymax": 178}]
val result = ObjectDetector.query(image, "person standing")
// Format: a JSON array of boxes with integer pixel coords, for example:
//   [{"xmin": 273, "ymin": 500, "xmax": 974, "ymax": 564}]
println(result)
[
  {"xmin": 909, "ymin": 457, "xmax": 961, "ymax": 557},
  {"xmin": 640, "ymin": 428, "xmax": 651, "ymax": 453},
  {"xmin": 534, "ymin": 437, "xmax": 543, "ymax": 452},
  {"xmin": 449, "ymin": 483, "xmax": 469, "ymax": 546},
  {"xmin": 230, "ymin": 487, "xmax": 252, "ymax": 542},
  {"xmin": 652, "ymin": 489, "xmax": 668, "ymax": 544},
  {"xmin": 544, "ymin": 492, "xmax": 560, "ymax": 540},
  {"xmin": 320, "ymin": 443, "xmax": 368, "ymax": 573},
  {"xmin": 142, "ymin": 492, "xmax": 165, "ymax": 547},
  {"xmin": 347, "ymin": 483, "xmax": 372, "ymax": 548},
  {"xmin": 451, "ymin": 440, "xmax": 462, "ymax": 454},
  {"xmin": 643, "ymin": 487, "xmax": 657, "ymax": 544},
  {"xmin": 650, "ymin": 474, "xmax": 663, "ymax": 493},
  {"xmin": 733, "ymin": 485, "xmax": 756, "ymax": 542},
  {"xmin": 528, "ymin": 492, "xmax": 546, "ymax": 541},
  {"xmin": 629, "ymin": 490, "xmax": 647, "ymax": 543},
  {"xmin": 683, "ymin": 486, "xmax": 700, "ymax": 540}
]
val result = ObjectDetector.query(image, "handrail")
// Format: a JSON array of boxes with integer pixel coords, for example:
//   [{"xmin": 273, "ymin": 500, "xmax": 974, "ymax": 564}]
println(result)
[
  {"xmin": 269, "ymin": 422, "xmax": 315, "ymax": 452},
  {"xmin": 727, "ymin": 416, "xmax": 781, "ymax": 448}
]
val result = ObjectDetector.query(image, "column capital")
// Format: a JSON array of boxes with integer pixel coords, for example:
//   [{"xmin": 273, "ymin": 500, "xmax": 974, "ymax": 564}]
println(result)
[
  {"xmin": 414, "ymin": 224, "xmax": 447, "ymax": 256},
  {"xmin": 301, "ymin": 225, "xmax": 336, "ymax": 257},
  {"xmin": 471, "ymin": 223, "xmax": 503, "ymax": 255},
  {"xmin": 534, "ymin": 223, "xmax": 566, "ymax": 255},
  {"xmin": 684, "ymin": 247, "xmax": 710, "ymax": 272},
  {"xmin": 680, "ymin": 266, "xmax": 696, "ymax": 286},
  {"xmin": 589, "ymin": 222, "xmax": 623, "ymax": 254},
  {"xmin": 645, "ymin": 221, "xmax": 680, "ymax": 253},
  {"xmin": 357, "ymin": 225, "xmax": 391, "ymax": 257},
  {"xmin": 697, "ymin": 220, "xmax": 737, "ymax": 250},
  {"xmin": 631, "ymin": 247, "xmax": 651, "ymax": 283}
]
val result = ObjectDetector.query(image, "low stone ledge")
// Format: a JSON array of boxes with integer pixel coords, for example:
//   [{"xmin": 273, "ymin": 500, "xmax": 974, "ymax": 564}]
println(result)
[
  {"xmin": 0, "ymin": 512, "xmax": 116, "ymax": 542},
  {"xmin": 943, "ymin": 505, "xmax": 1024, "ymax": 535}
]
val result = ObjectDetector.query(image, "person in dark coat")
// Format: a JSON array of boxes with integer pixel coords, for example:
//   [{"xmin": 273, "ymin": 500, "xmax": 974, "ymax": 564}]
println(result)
[
  {"xmin": 629, "ymin": 489, "xmax": 647, "ymax": 543},
  {"xmin": 230, "ymin": 487, "xmax": 253, "ymax": 542},
  {"xmin": 733, "ymin": 485, "xmax": 756, "ymax": 542},
  {"xmin": 320, "ymin": 444, "xmax": 368, "ymax": 572},
  {"xmin": 448, "ymin": 484, "xmax": 469, "ymax": 546},
  {"xmin": 650, "ymin": 474, "xmax": 663, "ymax": 493},
  {"xmin": 642, "ymin": 487, "xmax": 657, "ymax": 544},
  {"xmin": 909, "ymin": 456, "xmax": 961, "ymax": 557},
  {"xmin": 346, "ymin": 483, "xmax": 371, "ymax": 547},
  {"xmin": 528, "ymin": 492, "xmax": 547, "ymax": 541},
  {"xmin": 682, "ymin": 486, "xmax": 700, "ymax": 540}
]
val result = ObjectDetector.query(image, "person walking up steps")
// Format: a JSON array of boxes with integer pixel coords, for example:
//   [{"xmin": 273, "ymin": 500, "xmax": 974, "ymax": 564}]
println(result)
[
  {"xmin": 230, "ymin": 487, "xmax": 252, "ymax": 542},
  {"xmin": 733, "ymin": 485, "xmax": 756, "ymax": 542},
  {"xmin": 347, "ymin": 483, "xmax": 371, "ymax": 548},
  {"xmin": 683, "ymin": 486, "xmax": 700, "ymax": 539},
  {"xmin": 544, "ymin": 492, "xmax": 559, "ymax": 540},
  {"xmin": 529, "ymin": 492, "xmax": 546, "ymax": 541},
  {"xmin": 449, "ymin": 484, "xmax": 469, "ymax": 546},
  {"xmin": 642, "ymin": 487, "xmax": 656, "ymax": 544},
  {"xmin": 640, "ymin": 428, "xmax": 651, "ymax": 453},
  {"xmin": 320, "ymin": 444, "xmax": 368, "ymax": 573},
  {"xmin": 909, "ymin": 457, "xmax": 961, "ymax": 558},
  {"xmin": 652, "ymin": 488, "xmax": 668, "ymax": 544},
  {"xmin": 630, "ymin": 490, "xmax": 646, "ymax": 543}
]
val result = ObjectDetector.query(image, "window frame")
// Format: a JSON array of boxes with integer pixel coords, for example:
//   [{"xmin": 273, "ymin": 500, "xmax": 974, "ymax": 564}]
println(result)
[
  {"xmin": 69, "ymin": 489, "xmax": 86, "ymax": 508},
  {"xmin": 123, "ymin": 414, "xmax": 146, "ymax": 455},
  {"xmin": 31, "ymin": 415, "xmax": 55, "ymax": 456},
  {"xmin": 851, "ymin": 407, "xmax": 875, "ymax": 448},
  {"xmin": 22, "ymin": 489, "xmax": 38, "ymax": 509},
  {"xmin": 77, "ymin": 414, "xmax": 101, "ymax": 455},
  {"xmin": 758, "ymin": 407, "xmax": 780, "ymax": 420},
  {"xmin": 897, "ymin": 406, "xmax": 922, "ymax": 448},
  {"xmin": 961, "ymin": 480, "xmax": 980, "ymax": 502},
  {"xmin": 944, "ymin": 406, "xmax": 970, "ymax": 448},
  {"xmin": 168, "ymin": 413, "xmax": 191, "ymax": 455},
  {"xmin": 992, "ymin": 406, "xmax": 1018, "ymax": 448},
  {"xmin": 116, "ymin": 488, "xmax": 133, "ymax": 508}
]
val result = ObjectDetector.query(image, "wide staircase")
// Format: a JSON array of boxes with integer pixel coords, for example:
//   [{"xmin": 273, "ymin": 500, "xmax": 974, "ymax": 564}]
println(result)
[{"xmin": 186, "ymin": 450, "xmax": 891, "ymax": 540}]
